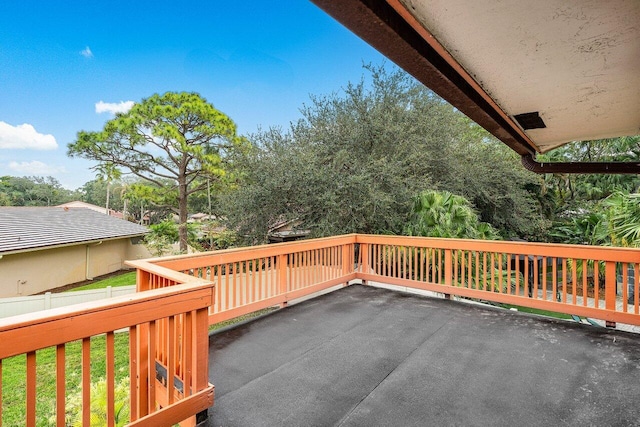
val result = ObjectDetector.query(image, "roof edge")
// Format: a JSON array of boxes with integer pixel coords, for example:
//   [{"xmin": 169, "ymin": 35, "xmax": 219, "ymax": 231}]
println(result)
[
  {"xmin": 311, "ymin": 0, "xmax": 537, "ymax": 155},
  {"xmin": 0, "ymin": 234, "xmax": 146, "ymax": 257},
  {"xmin": 521, "ymin": 154, "xmax": 640, "ymax": 175}
]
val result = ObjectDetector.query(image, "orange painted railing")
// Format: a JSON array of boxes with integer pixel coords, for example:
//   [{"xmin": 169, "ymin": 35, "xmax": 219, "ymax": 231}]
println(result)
[
  {"xmin": 2, "ymin": 234, "xmax": 639, "ymax": 426},
  {"xmin": 0, "ymin": 264, "xmax": 213, "ymax": 427},
  {"xmin": 356, "ymin": 235, "xmax": 640, "ymax": 326},
  {"xmin": 142, "ymin": 235, "xmax": 357, "ymax": 325}
]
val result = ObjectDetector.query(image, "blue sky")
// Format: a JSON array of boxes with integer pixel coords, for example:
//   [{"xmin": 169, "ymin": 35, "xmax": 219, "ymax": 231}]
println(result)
[{"xmin": 0, "ymin": 1, "xmax": 386, "ymax": 189}]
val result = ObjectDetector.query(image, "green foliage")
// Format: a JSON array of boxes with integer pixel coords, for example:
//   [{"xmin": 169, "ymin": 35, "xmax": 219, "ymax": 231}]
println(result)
[
  {"xmin": 144, "ymin": 220, "xmax": 180, "ymax": 256},
  {"xmin": 451, "ymin": 124, "xmax": 550, "ymax": 240},
  {"xmin": 144, "ymin": 234, "xmax": 175, "ymax": 257},
  {"xmin": 224, "ymin": 65, "xmax": 544, "ymax": 243},
  {"xmin": 549, "ymin": 190, "xmax": 640, "ymax": 248},
  {"xmin": 0, "ymin": 175, "xmax": 76, "ymax": 206},
  {"xmin": 199, "ymin": 222, "xmax": 238, "ymax": 250},
  {"xmin": 539, "ymin": 136, "xmax": 640, "ymax": 217},
  {"xmin": 144, "ymin": 219, "xmax": 200, "ymax": 256},
  {"xmin": 79, "ymin": 178, "xmax": 110, "ymax": 208},
  {"xmin": 211, "ymin": 229, "xmax": 238, "ymax": 250},
  {"xmin": 148, "ymin": 219, "xmax": 181, "ymax": 242},
  {"xmin": 79, "ymin": 178, "xmax": 131, "ymax": 212},
  {"xmin": 540, "ymin": 136, "xmax": 640, "ymax": 246},
  {"xmin": 405, "ymin": 190, "xmax": 499, "ymax": 239},
  {"xmin": 68, "ymin": 92, "xmax": 246, "ymax": 252},
  {"xmin": 63, "ymin": 377, "xmax": 130, "ymax": 427},
  {"xmin": 549, "ymin": 211, "xmax": 607, "ymax": 245},
  {"xmin": 601, "ymin": 192, "xmax": 640, "ymax": 247}
]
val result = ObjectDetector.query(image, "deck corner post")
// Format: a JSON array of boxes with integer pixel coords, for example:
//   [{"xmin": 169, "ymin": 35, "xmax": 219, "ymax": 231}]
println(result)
[
  {"xmin": 360, "ymin": 243, "xmax": 369, "ymax": 276},
  {"xmin": 342, "ymin": 243, "xmax": 351, "ymax": 286},
  {"xmin": 278, "ymin": 254, "xmax": 288, "ymax": 308}
]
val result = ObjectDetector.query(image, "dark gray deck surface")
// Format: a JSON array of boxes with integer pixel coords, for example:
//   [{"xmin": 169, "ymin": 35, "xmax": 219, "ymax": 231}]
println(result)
[{"xmin": 207, "ymin": 284, "xmax": 640, "ymax": 427}]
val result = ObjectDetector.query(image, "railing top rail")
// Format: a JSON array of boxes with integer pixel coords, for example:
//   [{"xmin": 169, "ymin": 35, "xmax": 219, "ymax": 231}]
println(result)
[
  {"xmin": 127, "ymin": 233, "xmax": 640, "ymax": 273},
  {"xmin": 125, "ymin": 259, "xmax": 212, "ymax": 283},
  {"xmin": 356, "ymin": 234, "xmax": 640, "ymax": 263},
  {"xmin": 148, "ymin": 234, "xmax": 358, "ymax": 270},
  {"xmin": 0, "ymin": 281, "xmax": 213, "ymax": 359}
]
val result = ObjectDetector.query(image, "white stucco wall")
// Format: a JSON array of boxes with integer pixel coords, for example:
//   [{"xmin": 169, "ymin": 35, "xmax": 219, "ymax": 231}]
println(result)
[{"xmin": 0, "ymin": 238, "xmax": 151, "ymax": 297}]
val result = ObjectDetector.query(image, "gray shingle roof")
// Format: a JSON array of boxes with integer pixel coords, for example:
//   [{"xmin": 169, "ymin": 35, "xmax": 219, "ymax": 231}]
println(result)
[{"xmin": 0, "ymin": 207, "xmax": 148, "ymax": 254}]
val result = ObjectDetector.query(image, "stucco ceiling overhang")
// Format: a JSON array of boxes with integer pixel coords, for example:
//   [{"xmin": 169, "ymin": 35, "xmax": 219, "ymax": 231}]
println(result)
[{"xmin": 311, "ymin": 0, "xmax": 640, "ymax": 173}]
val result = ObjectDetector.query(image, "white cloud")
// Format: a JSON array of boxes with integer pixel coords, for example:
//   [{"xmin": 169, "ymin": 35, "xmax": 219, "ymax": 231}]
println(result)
[
  {"xmin": 9, "ymin": 160, "xmax": 66, "ymax": 175},
  {"xmin": 80, "ymin": 46, "xmax": 93, "ymax": 58},
  {"xmin": 95, "ymin": 100, "xmax": 134, "ymax": 115},
  {"xmin": 0, "ymin": 121, "xmax": 58, "ymax": 150}
]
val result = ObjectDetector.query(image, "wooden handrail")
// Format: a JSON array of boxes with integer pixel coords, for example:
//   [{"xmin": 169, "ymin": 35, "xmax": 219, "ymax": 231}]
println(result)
[
  {"xmin": 2, "ymin": 233, "xmax": 639, "ymax": 426},
  {"xmin": 355, "ymin": 234, "xmax": 640, "ymax": 327},
  {"xmin": 355, "ymin": 234, "xmax": 640, "ymax": 263},
  {"xmin": 0, "ymin": 269, "xmax": 214, "ymax": 426},
  {"xmin": 148, "ymin": 234, "xmax": 357, "ymax": 271},
  {"xmin": 0, "ymin": 283, "xmax": 212, "ymax": 359}
]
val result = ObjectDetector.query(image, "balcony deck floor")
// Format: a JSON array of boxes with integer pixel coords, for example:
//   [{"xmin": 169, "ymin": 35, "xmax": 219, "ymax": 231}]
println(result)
[{"xmin": 206, "ymin": 284, "xmax": 640, "ymax": 426}]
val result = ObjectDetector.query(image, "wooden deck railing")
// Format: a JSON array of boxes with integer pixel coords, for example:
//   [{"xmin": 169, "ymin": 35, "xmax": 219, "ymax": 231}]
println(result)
[
  {"xmin": 356, "ymin": 235, "xmax": 640, "ymax": 327},
  {"xmin": 141, "ymin": 235, "xmax": 357, "ymax": 325},
  {"xmin": 2, "ymin": 233, "xmax": 639, "ymax": 426},
  {"xmin": 0, "ymin": 264, "xmax": 213, "ymax": 427}
]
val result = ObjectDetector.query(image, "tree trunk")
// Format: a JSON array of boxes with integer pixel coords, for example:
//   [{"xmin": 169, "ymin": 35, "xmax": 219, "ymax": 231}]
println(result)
[
  {"xmin": 178, "ymin": 177, "xmax": 189, "ymax": 253},
  {"xmin": 105, "ymin": 183, "xmax": 110, "ymax": 215}
]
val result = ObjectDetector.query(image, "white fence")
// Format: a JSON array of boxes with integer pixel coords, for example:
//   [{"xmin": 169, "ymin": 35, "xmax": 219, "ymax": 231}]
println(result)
[{"xmin": 0, "ymin": 285, "xmax": 136, "ymax": 319}]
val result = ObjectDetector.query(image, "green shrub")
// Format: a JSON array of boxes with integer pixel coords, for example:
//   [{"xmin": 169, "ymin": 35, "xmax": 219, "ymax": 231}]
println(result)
[{"xmin": 61, "ymin": 377, "xmax": 130, "ymax": 427}]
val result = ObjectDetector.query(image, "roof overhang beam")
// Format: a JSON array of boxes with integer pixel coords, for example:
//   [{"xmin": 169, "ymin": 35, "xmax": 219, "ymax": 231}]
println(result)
[
  {"xmin": 311, "ymin": 0, "xmax": 640, "ymax": 174},
  {"xmin": 311, "ymin": 0, "xmax": 537, "ymax": 155}
]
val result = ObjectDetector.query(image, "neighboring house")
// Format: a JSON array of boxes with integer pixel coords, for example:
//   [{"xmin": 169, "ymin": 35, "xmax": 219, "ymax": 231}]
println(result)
[
  {"xmin": 57, "ymin": 200, "xmax": 108, "ymax": 214},
  {"xmin": 268, "ymin": 219, "xmax": 310, "ymax": 243},
  {"xmin": 188, "ymin": 213, "xmax": 214, "ymax": 222},
  {"xmin": 0, "ymin": 207, "xmax": 151, "ymax": 297},
  {"xmin": 57, "ymin": 200, "xmax": 123, "ymax": 218}
]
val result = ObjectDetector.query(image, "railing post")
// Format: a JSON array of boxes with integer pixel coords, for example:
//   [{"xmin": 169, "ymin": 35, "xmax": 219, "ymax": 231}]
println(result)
[
  {"xmin": 279, "ymin": 254, "xmax": 288, "ymax": 307},
  {"xmin": 605, "ymin": 261, "xmax": 617, "ymax": 328},
  {"xmin": 137, "ymin": 268, "xmax": 151, "ymax": 292},
  {"xmin": 444, "ymin": 249, "xmax": 453, "ymax": 300},
  {"xmin": 360, "ymin": 243, "xmax": 369, "ymax": 285},
  {"xmin": 342, "ymin": 244, "xmax": 351, "ymax": 286}
]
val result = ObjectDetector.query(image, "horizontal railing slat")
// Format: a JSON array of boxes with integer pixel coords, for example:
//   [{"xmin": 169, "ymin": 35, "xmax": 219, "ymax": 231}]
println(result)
[
  {"xmin": 0, "ymin": 284, "xmax": 213, "ymax": 359},
  {"xmin": 127, "ymin": 385, "xmax": 214, "ymax": 427}
]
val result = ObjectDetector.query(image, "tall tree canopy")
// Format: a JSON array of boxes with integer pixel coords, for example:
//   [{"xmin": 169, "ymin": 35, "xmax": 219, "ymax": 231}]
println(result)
[
  {"xmin": 68, "ymin": 92, "xmax": 246, "ymax": 252},
  {"xmin": 0, "ymin": 176, "xmax": 75, "ymax": 206},
  {"xmin": 224, "ymin": 65, "xmax": 545, "ymax": 244}
]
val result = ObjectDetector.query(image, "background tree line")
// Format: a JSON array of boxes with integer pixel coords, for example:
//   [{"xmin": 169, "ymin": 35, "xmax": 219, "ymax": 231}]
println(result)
[
  {"xmin": 224, "ymin": 66, "xmax": 547, "ymax": 244},
  {"xmin": 3, "ymin": 65, "xmax": 639, "ymax": 250}
]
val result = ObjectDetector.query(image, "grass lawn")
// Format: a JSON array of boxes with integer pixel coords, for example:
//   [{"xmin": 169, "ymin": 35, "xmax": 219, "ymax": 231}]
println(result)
[
  {"xmin": 68, "ymin": 272, "xmax": 137, "ymax": 292},
  {"xmin": 2, "ymin": 269, "xmax": 282, "ymax": 425},
  {"xmin": 2, "ymin": 301, "xmax": 279, "ymax": 425},
  {"xmin": 499, "ymin": 303, "xmax": 573, "ymax": 320},
  {"xmin": 1, "ymin": 333, "xmax": 130, "ymax": 427}
]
